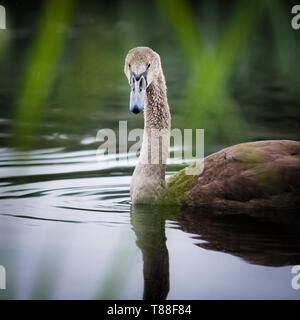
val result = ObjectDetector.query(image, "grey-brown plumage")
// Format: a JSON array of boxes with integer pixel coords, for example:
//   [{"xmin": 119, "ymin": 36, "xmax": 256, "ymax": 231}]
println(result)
[{"xmin": 187, "ymin": 140, "xmax": 300, "ymax": 208}]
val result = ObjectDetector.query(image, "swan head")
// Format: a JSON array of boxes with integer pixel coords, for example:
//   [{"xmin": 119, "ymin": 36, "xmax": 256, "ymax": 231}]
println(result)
[{"xmin": 124, "ymin": 46, "xmax": 161, "ymax": 114}]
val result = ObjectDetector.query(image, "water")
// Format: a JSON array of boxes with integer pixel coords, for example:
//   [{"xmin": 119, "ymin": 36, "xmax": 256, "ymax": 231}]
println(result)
[
  {"xmin": 1, "ymin": 0, "xmax": 300, "ymax": 300},
  {"xmin": 0, "ymin": 145, "xmax": 300, "ymax": 299}
]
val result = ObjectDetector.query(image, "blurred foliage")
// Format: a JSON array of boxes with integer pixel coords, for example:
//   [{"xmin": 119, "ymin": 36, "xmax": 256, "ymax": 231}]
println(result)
[
  {"xmin": 13, "ymin": 0, "xmax": 76, "ymax": 149},
  {"xmin": 0, "ymin": 0, "xmax": 298, "ymax": 152},
  {"xmin": 157, "ymin": 0, "xmax": 264, "ymax": 145},
  {"xmin": 266, "ymin": 0, "xmax": 300, "ymax": 98}
]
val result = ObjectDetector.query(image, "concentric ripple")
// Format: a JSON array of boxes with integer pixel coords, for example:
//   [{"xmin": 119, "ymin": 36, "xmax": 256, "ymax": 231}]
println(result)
[{"xmin": 0, "ymin": 147, "xmax": 133, "ymax": 225}]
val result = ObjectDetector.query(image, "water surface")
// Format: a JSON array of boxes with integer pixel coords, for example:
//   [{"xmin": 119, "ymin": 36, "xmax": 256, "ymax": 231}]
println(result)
[{"xmin": 0, "ymin": 146, "xmax": 300, "ymax": 300}]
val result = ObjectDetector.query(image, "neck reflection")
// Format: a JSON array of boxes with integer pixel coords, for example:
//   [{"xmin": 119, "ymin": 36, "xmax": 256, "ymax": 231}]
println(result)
[{"xmin": 130, "ymin": 205, "xmax": 173, "ymax": 300}]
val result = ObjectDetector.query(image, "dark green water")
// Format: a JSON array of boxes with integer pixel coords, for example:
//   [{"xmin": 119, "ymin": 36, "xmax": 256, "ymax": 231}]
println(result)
[{"xmin": 0, "ymin": 0, "xmax": 300, "ymax": 299}]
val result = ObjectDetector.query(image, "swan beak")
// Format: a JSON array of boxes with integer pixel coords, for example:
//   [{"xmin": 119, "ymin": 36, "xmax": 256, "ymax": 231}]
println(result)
[{"xmin": 129, "ymin": 73, "xmax": 147, "ymax": 114}]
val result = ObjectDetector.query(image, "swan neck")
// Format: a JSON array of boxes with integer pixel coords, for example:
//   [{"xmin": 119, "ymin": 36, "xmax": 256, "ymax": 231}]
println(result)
[
  {"xmin": 130, "ymin": 71, "xmax": 170, "ymax": 204},
  {"xmin": 144, "ymin": 74, "xmax": 170, "ymax": 130}
]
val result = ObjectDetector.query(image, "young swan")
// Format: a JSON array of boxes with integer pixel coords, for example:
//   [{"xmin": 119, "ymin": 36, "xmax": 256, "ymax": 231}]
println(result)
[
  {"xmin": 124, "ymin": 47, "xmax": 300, "ymax": 208},
  {"xmin": 124, "ymin": 47, "xmax": 170, "ymax": 204}
]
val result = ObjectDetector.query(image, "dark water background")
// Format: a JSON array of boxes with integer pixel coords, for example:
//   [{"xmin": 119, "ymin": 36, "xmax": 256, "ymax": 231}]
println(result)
[{"xmin": 0, "ymin": 0, "xmax": 300, "ymax": 299}]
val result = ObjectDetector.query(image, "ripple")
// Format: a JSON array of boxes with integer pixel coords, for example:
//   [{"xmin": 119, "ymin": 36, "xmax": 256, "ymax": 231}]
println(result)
[
  {"xmin": 0, "ymin": 147, "xmax": 186, "ymax": 225},
  {"xmin": 0, "ymin": 147, "xmax": 132, "ymax": 224}
]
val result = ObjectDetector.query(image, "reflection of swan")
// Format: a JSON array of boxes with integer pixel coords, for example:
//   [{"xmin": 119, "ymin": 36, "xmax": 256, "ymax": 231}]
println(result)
[
  {"xmin": 178, "ymin": 207, "xmax": 300, "ymax": 267},
  {"xmin": 130, "ymin": 205, "xmax": 170, "ymax": 300},
  {"xmin": 130, "ymin": 204, "xmax": 300, "ymax": 300},
  {"xmin": 124, "ymin": 47, "xmax": 300, "ymax": 207}
]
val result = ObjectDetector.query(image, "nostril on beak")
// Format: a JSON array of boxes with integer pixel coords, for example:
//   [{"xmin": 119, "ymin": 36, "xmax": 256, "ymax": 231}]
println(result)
[
  {"xmin": 131, "ymin": 105, "xmax": 140, "ymax": 114},
  {"xmin": 139, "ymin": 77, "xmax": 146, "ymax": 91}
]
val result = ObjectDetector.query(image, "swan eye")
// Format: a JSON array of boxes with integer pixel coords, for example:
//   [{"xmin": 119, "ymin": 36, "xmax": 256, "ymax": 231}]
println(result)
[
  {"xmin": 147, "ymin": 63, "xmax": 150, "ymax": 69},
  {"xmin": 129, "ymin": 64, "xmax": 131, "ymax": 68}
]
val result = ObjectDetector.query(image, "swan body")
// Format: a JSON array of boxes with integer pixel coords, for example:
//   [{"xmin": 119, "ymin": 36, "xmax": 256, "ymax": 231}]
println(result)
[
  {"xmin": 160, "ymin": 140, "xmax": 300, "ymax": 208},
  {"xmin": 124, "ymin": 47, "xmax": 300, "ymax": 208}
]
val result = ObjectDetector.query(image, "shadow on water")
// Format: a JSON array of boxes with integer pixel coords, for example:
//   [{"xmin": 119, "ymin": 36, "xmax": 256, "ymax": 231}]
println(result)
[{"xmin": 131, "ymin": 204, "xmax": 300, "ymax": 300}]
